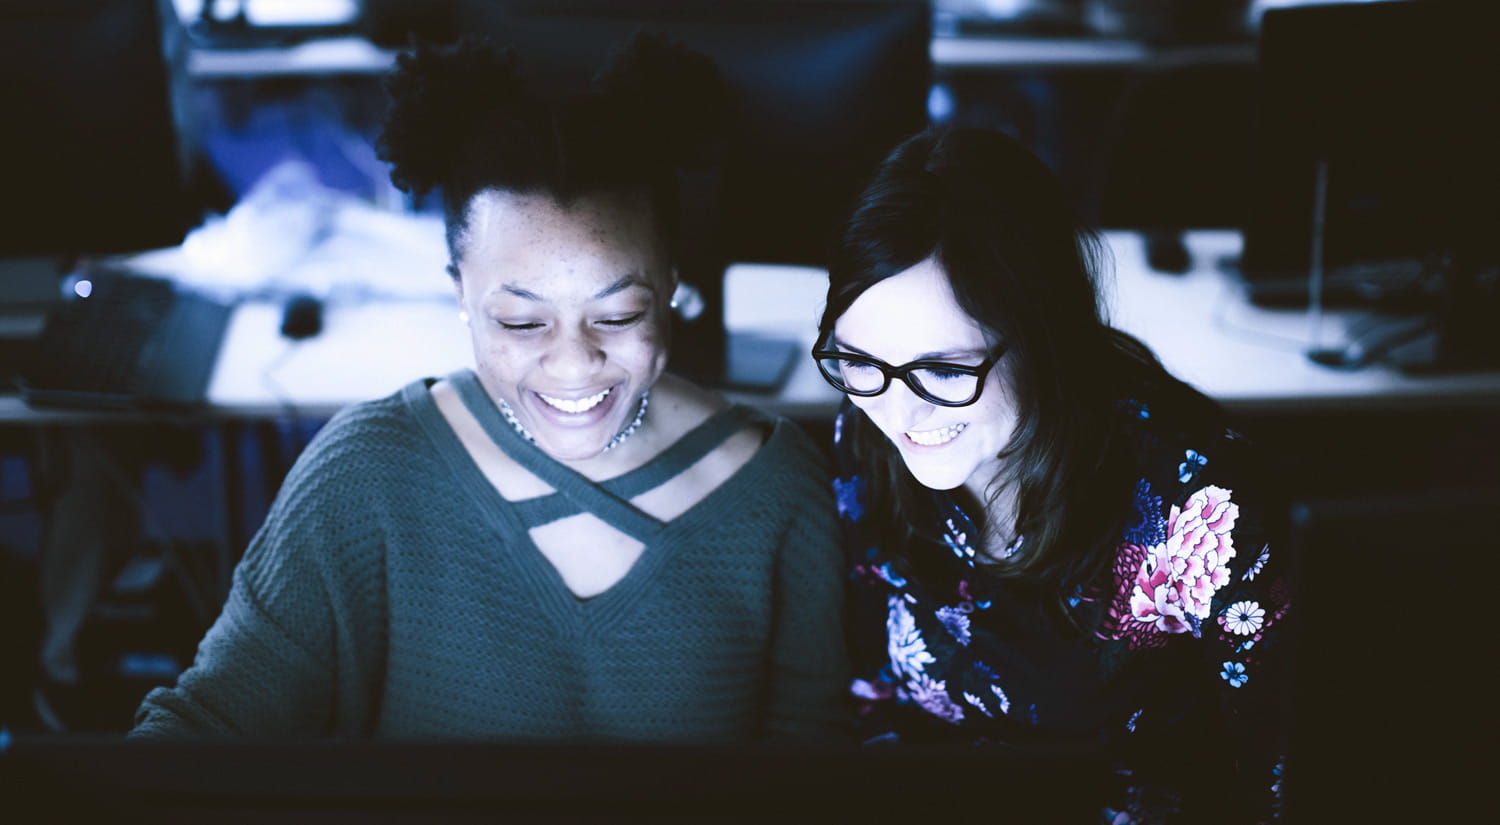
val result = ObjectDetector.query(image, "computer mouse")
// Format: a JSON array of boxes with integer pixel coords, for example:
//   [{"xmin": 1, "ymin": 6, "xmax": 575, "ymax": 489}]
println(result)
[
  {"xmin": 280, "ymin": 293, "xmax": 323, "ymax": 340},
  {"xmin": 1144, "ymin": 231, "xmax": 1191, "ymax": 274}
]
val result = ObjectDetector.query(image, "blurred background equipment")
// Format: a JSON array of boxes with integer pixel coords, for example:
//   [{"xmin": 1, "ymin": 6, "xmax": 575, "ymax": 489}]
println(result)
[
  {"xmin": 1241, "ymin": 0, "xmax": 1498, "ymax": 372},
  {"xmin": 362, "ymin": 0, "xmax": 934, "ymax": 390}
]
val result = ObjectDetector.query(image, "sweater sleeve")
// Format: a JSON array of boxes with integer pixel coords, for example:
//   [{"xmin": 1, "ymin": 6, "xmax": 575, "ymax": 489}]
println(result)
[
  {"xmin": 129, "ymin": 405, "xmax": 392, "ymax": 739},
  {"xmin": 760, "ymin": 423, "xmax": 854, "ymax": 744}
]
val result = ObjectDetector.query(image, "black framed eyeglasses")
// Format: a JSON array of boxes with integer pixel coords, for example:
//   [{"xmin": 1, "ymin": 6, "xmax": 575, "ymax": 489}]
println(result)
[{"xmin": 811, "ymin": 336, "xmax": 1003, "ymax": 408}]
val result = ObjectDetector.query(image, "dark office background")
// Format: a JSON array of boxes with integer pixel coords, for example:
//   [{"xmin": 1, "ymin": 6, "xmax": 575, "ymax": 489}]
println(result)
[{"xmin": 2, "ymin": 0, "xmax": 1497, "ymax": 743}]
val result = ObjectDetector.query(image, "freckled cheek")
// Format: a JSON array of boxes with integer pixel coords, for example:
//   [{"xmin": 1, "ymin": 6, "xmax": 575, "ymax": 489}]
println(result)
[
  {"xmin": 470, "ymin": 344, "xmax": 534, "ymax": 393},
  {"xmin": 620, "ymin": 335, "xmax": 668, "ymax": 380}
]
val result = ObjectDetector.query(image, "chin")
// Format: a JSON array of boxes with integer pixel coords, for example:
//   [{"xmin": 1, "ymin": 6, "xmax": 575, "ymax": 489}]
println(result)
[
  {"xmin": 901, "ymin": 459, "xmax": 973, "ymax": 492},
  {"xmin": 530, "ymin": 425, "xmax": 618, "ymax": 462},
  {"xmin": 541, "ymin": 442, "xmax": 608, "ymax": 462}
]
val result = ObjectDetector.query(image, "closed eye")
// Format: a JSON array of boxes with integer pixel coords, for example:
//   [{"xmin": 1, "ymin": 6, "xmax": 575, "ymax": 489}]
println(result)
[
  {"xmin": 498, "ymin": 320, "xmax": 544, "ymax": 332},
  {"xmin": 598, "ymin": 312, "xmax": 646, "ymax": 328}
]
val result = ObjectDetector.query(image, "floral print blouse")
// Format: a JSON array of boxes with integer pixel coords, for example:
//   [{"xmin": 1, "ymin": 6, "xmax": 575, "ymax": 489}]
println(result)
[{"xmin": 834, "ymin": 398, "xmax": 1290, "ymax": 824}]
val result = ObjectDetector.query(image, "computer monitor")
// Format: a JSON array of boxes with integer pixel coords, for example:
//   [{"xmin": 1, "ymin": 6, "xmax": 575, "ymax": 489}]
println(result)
[
  {"xmin": 0, "ymin": 0, "xmax": 196, "ymax": 260},
  {"xmin": 0, "ymin": 0, "xmax": 199, "ymax": 389},
  {"xmin": 1239, "ymin": 0, "xmax": 1498, "ymax": 319},
  {"xmin": 368, "ymin": 0, "xmax": 933, "ymax": 388}
]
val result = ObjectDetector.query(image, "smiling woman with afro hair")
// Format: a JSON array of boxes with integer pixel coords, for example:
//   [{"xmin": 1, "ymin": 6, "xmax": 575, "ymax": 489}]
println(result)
[{"xmin": 130, "ymin": 32, "xmax": 850, "ymax": 745}]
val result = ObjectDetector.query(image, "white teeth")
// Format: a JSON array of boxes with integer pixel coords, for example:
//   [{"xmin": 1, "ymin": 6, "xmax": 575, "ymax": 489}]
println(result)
[
  {"xmin": 906, "ymin": 422, "xmax": 967, "ymax": 446},
  {"xmin": 538, "ymin": 388, "xmax": 610, "ymax": 414}
]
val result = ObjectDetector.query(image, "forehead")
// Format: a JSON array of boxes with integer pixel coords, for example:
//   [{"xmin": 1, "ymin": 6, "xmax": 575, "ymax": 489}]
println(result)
[
  {"xmin": 834, "ymin": 258, "xmax": 990, "ymax": 361},
  {"xmin": 459, "ymin": 189, "xmax": 666, "ymax": 298}
]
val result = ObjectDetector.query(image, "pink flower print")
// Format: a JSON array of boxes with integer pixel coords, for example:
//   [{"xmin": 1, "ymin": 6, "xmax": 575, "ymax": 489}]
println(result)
[
  {"xmin": 1130, "ymin": 486, "xmax": 1238, "ymax": 635},
  {"xmin": 1103, "ymin": 486, "xmax": 1239, "ymax": 649},
  {"xmin": 1098, "ymin": 542, "xmax": 1154, "ymax": 645}
]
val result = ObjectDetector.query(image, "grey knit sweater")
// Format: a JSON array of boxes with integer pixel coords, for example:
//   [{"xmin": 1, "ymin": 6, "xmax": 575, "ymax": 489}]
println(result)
[{"xmin": 131, "ymin": 372, "xmax": 849, "ymax": 742}]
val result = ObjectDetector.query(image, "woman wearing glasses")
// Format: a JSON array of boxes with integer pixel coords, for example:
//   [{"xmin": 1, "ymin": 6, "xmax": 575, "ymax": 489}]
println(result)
[{"xmin": 814, "ymin": 126, "xmax": 1289, "ymax": 823}]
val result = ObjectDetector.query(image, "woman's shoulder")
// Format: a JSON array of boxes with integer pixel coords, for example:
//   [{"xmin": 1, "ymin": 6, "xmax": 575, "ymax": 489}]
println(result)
[
  {"xmin": 284, "ymin": 379, "xmax": 443, "ymax": 487},
  {"xmin": 648, "ymin": 371, "xmax": 734, "ymax": 432},
  {"xmin": 654, "ymin": 372, "xmax": 829, "ymax": 481},
  {"xmin": 314, "ymin": 382, "xmax": 430, "ymax": 445},
  {"xmin": 1118, "ymin": 389, "xmax": 1260, "ymax": 494}
]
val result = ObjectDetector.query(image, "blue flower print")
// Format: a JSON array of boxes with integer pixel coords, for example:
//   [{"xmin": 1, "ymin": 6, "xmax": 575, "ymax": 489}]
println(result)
[
  {"xmin": 936, "ymin": 605, "xmax": 972, "ymax": 645},
  {"xmin": 990, "ymin": 683, "xmax": 1012, "ymax": 715},
  {"xmin": 1123, "ymin": 398, "xmax": 1151, "ymax": 420},
  {"xmin": 833, "ymin": 476, "xmax": 865, "ymax": 522},
  {"xmin": 1122, "ymin": 479, "xmax": 1165, "ymax": 547},
  {"xmin": 887, "ymin": 596, "xmax": 936, "ymax": 678},
  {"xmin": 943, "ymin": 518, "xmax": 977, "ymax": 565},
  {"xmin": 1243, "ymin": 544, "xmax": 1270, "ymax": 582},
  {"xmin": 876, "ymin": 562, "xmax": 907, "ymax": 588},
  {"xmin": 1179, "ymin": 449, "xmax": 1208, "ymax": 484},
  {"xmin": 1221, "ymin": 661, "xmax": 1248, "ymax": 688}
]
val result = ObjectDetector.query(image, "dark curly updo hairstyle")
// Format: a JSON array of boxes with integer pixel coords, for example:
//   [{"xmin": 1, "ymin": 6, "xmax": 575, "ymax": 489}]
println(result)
[{"xmin": 377, "ymin": 32, "xmax": 725, "ymax": 279}]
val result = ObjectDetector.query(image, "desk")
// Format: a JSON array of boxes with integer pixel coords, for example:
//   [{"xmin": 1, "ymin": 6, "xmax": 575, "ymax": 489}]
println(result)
[
  {"xmin": 5, "ymin": 230, "xmax": 1499, "ymax": 424},
  {"xmin": 200, "ymin": 263, "xmax": 844, "ymax": 422},
  {"xmin": 180, "ymin": 230, "xmax": 1500, "ymax": 423},
  {"xmin": 1101, "ymin": 231, "xmax": 1500, "ymax": 414},
  {"xmin": 8, "ymin": 229, "xmax": 1497, "ymax": 422}
]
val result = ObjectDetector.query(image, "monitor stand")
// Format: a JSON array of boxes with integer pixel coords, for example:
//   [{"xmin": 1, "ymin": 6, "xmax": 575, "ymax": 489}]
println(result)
[
  {"xmin": 665, "ymin": 258, "xmax": 804, "ymax": 394},
  {"xmin": 720, "ymin": 331, "xmax": 801, "ymax": 392}
]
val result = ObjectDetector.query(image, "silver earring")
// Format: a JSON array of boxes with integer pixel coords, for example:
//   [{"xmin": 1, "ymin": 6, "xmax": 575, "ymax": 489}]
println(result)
[
  {"xmin": 458, "ymin": 310, "xmax": 469, "ymax": 324},
  {"xmin": 670, "ymin": 282, "xmax": 703, "ymax": 321}
]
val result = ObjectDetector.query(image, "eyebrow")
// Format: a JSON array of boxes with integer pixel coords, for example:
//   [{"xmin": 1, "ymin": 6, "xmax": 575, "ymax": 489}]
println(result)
[
  {"xmin": 592, "ymin": 275, "xmax": 653, "ymax": 301},
  {"xmin": 497, "ymin": 275, "xmax": 652, "ymax": 303},
  {"xmin": 831, "ymin": 336, "xmax": 986, "ymax": 363}
]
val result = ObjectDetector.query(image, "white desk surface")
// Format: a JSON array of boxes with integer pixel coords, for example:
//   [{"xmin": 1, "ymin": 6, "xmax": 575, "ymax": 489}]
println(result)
[
  {"xmin": 5, "ymin": 230, "xmax": 1499, "ymax": 424},
  {"xmin": 1100, "ymin": 231, "xmax": 1500, "ymax": 413},
  {"xmin": 203, "ymin": 229, "xmax": 1500, "ymax": 419}
]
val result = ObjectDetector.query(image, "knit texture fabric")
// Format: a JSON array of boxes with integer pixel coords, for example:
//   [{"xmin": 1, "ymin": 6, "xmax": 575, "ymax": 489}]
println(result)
[{"xmin": 131, "ymin": 374, "xmax": 849, "ymax": 742}]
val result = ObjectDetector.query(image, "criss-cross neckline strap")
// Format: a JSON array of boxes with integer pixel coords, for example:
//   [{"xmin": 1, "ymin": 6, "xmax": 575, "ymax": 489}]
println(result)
[
  {"xmin": 449, "ymin": 370, "xmax": 757, "ymax": 538},
  {"xmin": 508, "ymin": 401, "xmax": 758, "ymax": 527}
]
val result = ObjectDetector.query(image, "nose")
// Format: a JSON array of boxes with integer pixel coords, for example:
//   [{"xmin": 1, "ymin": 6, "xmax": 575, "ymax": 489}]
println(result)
[
  {"xmin": 867, "ymin": 379, "xmax": 934, "ymax": 434},
  {"xmin": 542, "ymin": 325, "xmax": 605, "ymax": 383}
]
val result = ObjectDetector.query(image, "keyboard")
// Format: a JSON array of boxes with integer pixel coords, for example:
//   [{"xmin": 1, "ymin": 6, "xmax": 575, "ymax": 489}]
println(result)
[{"xmin": 1241, "ymin": 257, "xmax": 1440, "ymax": 309}]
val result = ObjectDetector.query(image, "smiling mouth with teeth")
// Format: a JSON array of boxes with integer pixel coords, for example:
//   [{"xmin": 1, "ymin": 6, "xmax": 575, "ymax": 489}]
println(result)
[
  {"xmin": 906, "ymin": 422, "xmax": 967, "ymax": 447},
  {"xmin": 538, "ymin": 388, "xmax": 611, "ymax": 414}
]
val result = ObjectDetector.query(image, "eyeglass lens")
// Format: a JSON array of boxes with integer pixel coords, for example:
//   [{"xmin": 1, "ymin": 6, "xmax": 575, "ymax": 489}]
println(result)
[{"xmin": 816, "ymin": 356, "xmax": 982, "ymax": 405}]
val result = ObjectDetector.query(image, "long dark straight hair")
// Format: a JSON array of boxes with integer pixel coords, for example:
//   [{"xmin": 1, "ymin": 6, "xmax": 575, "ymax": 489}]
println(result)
[{"xmin": 820, "ymin": 126, "xmax": 1220, "ymax": 622}]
